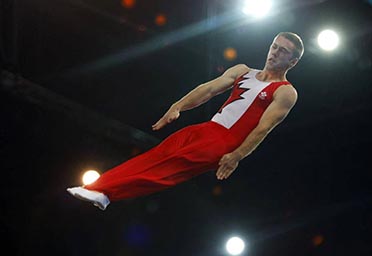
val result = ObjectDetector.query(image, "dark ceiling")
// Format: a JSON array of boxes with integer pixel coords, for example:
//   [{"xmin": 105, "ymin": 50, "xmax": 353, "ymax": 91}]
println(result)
[{"xmin": 1, "ymin": 0, "xmax": 372, "ymax": 255}]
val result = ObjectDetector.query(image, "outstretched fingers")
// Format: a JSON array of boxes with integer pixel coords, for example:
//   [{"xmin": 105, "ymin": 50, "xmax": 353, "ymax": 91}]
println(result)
[
  {"xmin": 216, "ymin": 153, "xmax": 240, "ymax": 180},
  {"xmin": 152, "ymin": 110, "xmax": 180, "ymax": 130},
  {"xmin": 152, "ymin": 117, "xmax": 167, "ymax": 130}
]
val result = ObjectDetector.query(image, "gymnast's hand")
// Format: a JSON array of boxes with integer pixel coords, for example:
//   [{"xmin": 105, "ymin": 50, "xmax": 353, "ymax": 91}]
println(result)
[
  {"xmin": 216, "ymin": 152, "xmax": 241, "ymax": 180},
  {"xmin": 152, "ymin": 107, "xmax": 180, "ymax": 131}
]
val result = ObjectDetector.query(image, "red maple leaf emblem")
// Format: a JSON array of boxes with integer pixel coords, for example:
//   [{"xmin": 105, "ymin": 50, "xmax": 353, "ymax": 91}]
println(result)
[{"xmin": 218, "ymin": 77, "xmax": 250, "ymax": 113}]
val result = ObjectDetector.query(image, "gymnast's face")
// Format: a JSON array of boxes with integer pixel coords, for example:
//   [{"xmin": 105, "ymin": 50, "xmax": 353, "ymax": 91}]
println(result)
[{"xmin": 265, "ymin": 36, "xmax": 298, "ymax": 71}]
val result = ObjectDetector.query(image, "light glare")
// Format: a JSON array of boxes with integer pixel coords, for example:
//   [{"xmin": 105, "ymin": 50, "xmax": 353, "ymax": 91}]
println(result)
[
  {"xmin": 82, "ymin": 170, "xmax": 100, "ymax": 185},
  {"xmin": 226, "ymin": 236, "xmax": 245, "ymax": 255},
  {"xmin": 317, "ymin": 29, "xmax": 339, "ymax": 51},
  {"xmin": 224, "ymin": 47, "xmax": 238, "ymax": 61},
  {"xmin": 243, "ymin": 0, "xmax": 272, "ymax": 18}
]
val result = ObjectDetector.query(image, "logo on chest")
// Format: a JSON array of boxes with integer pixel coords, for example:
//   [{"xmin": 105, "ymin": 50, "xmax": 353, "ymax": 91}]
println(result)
[{"xmin": 259, "ymin": 91, "xmax": 267, "ymax": 100}]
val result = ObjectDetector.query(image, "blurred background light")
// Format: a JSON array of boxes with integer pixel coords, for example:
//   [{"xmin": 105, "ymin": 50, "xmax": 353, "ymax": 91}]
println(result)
[
  {"xmin": 82, "ymin": 170, "xmax": 100, "ymax": 185},
  {"xmin": 317, "ymin": 29, "xmax": 340, "ymax": 51},
  {"xmin": 224, "ymin": 47, "xmax": 238, "ymax": 61},
  {"xmin": 242, "ymin": 0, "xmax": 272, "ymax": 18},
  {"xmin": 123, "ymin": 223, "xmax": 151, "ymax": 247},
  {"xmin": 312, "ymin": 234, "xmax": 325, "ymax": 247},
  {"xmin": 121, "ymin": 0, "xmax": 136, "ymax": 9},
  {"xmin": 155, "ymin": 14, "xmax": 167, "ymax": 26},
  {"xmin": 226, "ymin": 236, "xmax": 246, "ymax": 255}
]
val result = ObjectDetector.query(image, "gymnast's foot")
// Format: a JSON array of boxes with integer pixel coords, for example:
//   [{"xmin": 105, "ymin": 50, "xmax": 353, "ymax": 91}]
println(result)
[{"xmin": 67, "ymin": 187, "xmax": 110, "ymax": 210}]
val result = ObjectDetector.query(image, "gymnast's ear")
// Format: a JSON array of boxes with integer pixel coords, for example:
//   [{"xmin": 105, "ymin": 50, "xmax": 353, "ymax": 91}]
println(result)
[{"xmin": 288, "ymin": 57, "xmax": 299, "ymax": 69}]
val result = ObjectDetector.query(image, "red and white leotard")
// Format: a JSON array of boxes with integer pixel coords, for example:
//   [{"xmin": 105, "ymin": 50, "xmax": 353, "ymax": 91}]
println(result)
[
  {"xmin": 212, "ymin": 69, "xmax": 291, "ymax": 142},
  {"xmin": 85, "ymin": 69, "xmax": 292, "ymax": 201}
]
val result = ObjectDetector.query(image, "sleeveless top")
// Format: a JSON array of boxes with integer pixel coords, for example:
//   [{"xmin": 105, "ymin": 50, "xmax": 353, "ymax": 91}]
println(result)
[{"xmin": 211, "ymin": 69, "xmax": 291, "ymax": 142}]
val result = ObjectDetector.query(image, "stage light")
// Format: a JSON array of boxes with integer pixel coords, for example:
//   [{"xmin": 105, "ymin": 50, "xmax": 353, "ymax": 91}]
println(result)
[
  {"xmin": 155, "ymin": 14, "xmax": 167, "ymax": 26},
  {"xmin": 226, "ymin": 236, "xmax": 245, "ymax": 255},
  {"xmin": 82, "ymin": 170, "xmax": 100, "ymax": 185},
  {"xmin": 312, "ymin": 235, "xmax": 325, "ymax": 247},
  {"xmin": 121, "ymin": 0, "xmax": 136, "ymax": 9},
  {"xmin": 224, "ymin": 47, "xmax": 238, "ymax": 61},
  {"xmin": 242, "ymin": 0, "xmax": 272, "ymax": 18},
  {"xmin": 317, "ymin": 29, "xmax": 340, "ymax": 51}
]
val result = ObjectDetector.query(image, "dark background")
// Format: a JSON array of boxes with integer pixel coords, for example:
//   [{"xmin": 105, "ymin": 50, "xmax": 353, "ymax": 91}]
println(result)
[{"xmin": 1, "ymin": 0, "xmax": 372, "ymax": 255}]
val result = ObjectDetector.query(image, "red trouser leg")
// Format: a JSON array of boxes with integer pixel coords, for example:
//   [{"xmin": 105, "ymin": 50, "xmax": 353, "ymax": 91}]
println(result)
[{"xmin": 85, "ymin": 122, "xmax": 239, "ymax": 201}]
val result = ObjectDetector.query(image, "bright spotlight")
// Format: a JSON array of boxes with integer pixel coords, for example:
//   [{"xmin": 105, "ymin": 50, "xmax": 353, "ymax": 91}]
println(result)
[
  {"xmin": 226, "ymin": 236, "xmax": 245, "ymax": 255},
  {"xmin": 242, "ymin": 0, "xmax": 272, "ymax": 18},
  {"xmin": 317, "ymin": 29, "xmax": 340, "ymax": 51},
  {"xmin": 82, "ymin": 170, "xmax": 100, "ymax": 185}
]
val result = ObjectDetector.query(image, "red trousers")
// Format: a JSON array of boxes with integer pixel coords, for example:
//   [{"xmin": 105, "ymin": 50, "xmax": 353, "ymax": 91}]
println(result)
[{"xmin": 85, "ymin": 121, "xmax": 242, "ymax": 201}]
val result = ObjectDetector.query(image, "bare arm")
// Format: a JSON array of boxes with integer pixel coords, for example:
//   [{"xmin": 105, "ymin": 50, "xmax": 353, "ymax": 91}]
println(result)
[
  {"xmin": 216, "ymin": 85, "xmax": 298, "ymax": 180},
  {"xmin": 152, "ymin": 64, "xmax": 249, "ymax": 130}
]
